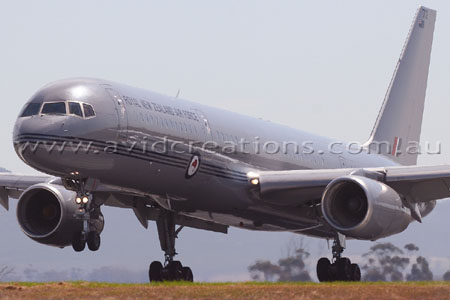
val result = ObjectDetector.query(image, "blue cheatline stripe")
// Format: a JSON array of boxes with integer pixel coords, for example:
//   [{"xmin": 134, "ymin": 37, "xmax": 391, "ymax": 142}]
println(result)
[{"xmin": 15, "ymin": 133, "xmax": 249, "ymax": 182}]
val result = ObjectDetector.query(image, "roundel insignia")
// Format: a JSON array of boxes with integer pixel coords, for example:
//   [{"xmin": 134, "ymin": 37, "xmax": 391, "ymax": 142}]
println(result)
[{"xmin": 186, "ymin": 155, "xmax": 201, "ymax": 178}]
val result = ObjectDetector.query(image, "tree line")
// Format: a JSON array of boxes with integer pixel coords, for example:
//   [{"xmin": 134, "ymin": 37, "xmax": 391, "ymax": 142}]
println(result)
[{"xmin": 248, "ymin": 241, "xmax": 450, "ymax": 282}]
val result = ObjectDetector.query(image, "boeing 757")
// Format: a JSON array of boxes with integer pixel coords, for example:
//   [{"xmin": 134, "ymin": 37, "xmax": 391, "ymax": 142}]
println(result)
[{"xmin": 0, "ymin": 6, "xmax": 445, "ymax": 282}]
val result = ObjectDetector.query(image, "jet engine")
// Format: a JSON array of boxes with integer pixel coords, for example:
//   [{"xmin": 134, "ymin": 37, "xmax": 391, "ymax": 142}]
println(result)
[
  {"xmin": 16, "ymin": 183, "xmax": 102, "ymax": 247},
  {"xmin": 321, "ymin": 175, "xmax": 412, "ymax": 240}
]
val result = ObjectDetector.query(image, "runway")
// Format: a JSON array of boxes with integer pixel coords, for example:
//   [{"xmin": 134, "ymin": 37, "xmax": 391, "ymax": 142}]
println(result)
[{"xmin": 1, "ymin": 281, "xmax": 450, "ymax": 300}]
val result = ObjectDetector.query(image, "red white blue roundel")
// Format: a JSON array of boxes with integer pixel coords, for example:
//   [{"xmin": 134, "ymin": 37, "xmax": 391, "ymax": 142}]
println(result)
[{"xmin": 186, "ymin": 155, "xmax": 200, "ymax": 178}]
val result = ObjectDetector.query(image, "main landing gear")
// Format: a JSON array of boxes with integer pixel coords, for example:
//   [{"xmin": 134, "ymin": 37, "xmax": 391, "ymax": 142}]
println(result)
[
  {"xmin": 148, "ymin": 211, "xmax": 194, "ymax": 282},
  {"xmin": 68, "ymin": 179, "xmax": 104, "ymax": 252},
  {"xmin": 316, "ymin": 234, "xmax": 361, "ymax": 282}
]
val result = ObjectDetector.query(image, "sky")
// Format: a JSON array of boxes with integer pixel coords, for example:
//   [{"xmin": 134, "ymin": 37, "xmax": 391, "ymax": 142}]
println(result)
[{"xmin": 1, "ymin": 0, "xmax": 450, "ymax": 282}]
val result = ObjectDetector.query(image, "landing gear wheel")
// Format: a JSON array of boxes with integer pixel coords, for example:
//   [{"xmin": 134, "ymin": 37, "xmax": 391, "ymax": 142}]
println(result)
[
  {"xmin": 72, "ymin": 232, "xmax": 85, "ymax": 252},
  {"xmin": 317, "ymin": 257, "xmax": 331, "ymax": 282},
  {"xmin": 149, "ymin": 261, "xmax": 163, "ymax": 282},
  {"xmin": 87, "ymin": 231, "xmax": 101, "ymax": 251},
  {"xmin": 167, "ymin": 261, "xmax": 183, "ymax": 280},
  {"xmin": 350, "ymin": 263, "xmax": 361, "ymax": 281},
  {"xmin": 337, "ymin": 257, "xmax": 352, "ymax": 281},
  {"xmin": 182, "ymin": 267, "xmax": 194, "ymax": 282},
  {"xmin": 317, "ymin": 235, "xmax": 361, "ymax": 282}
]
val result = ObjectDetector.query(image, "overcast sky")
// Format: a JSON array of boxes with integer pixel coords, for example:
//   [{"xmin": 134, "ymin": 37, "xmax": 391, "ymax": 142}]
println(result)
[{"xmin": 1, "ymin": 0, "xmax": 450, "ymax": 282}]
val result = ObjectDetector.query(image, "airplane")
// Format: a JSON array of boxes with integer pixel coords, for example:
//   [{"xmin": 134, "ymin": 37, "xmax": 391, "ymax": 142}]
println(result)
[{"xmin": 0, "ymin": 6, "xmax": 445, "ymax": 282}]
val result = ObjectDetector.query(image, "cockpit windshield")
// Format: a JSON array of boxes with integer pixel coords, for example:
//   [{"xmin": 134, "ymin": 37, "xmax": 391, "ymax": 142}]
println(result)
[
  {"xmin": 69, "ymin": 102, "xmax": 83, "ymax": 117},
  {"xmin": 20, "ymin": 103, "xmax": 42, "ymax": 117},
  {"xmin": 41, "ymin": 102, "xmax": 66, "ymax": 115},
  {"xmin": 83, "ymin": 103, "xmax": 95, "ymax": 118},
  {"xmin": 19, "ymin": 101, "xmax": 96, "ymax": 119}
]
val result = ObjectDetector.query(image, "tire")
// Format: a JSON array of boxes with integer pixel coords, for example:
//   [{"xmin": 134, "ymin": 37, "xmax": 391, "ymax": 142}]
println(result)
[
  {"xmin": 149, "ymin": 261, "xmax": 163, "ymax": 282},
  {"xmin": 317, "ymin": 257, "xmax": 331, "ymax": 282},
  {"xmin": 350, "ymin": 263, "xmax": 361, "ymax": 282},
  {"xmin": 167, "ymin": 261, "xmax": 183, "ymax": 281},
  {"xmin": 182, "ymin": 267, "xmax": 194, "ymax": 282},
  {"xmin": 72, "ymin": 232, "xmax": 85, "ymax": 252},
  {"xmin": 337, "ymin": 257, "xmax": 352, "ymax": 281},
  {"xmin": 87, "ymin": 231, "xmax": 101, "ymax": 251}
]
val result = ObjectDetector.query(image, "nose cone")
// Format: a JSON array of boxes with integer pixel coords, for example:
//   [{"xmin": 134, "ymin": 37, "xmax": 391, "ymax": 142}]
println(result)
[
  {"xmin": 14, "ymin": 113, "xmax": 65, "ymax": 137},
  {"xmin": 13, "ymin": 78, "xmax": 122, "ymax": 177},
  {"xmin": 13, "ymin": 104, "xmax": 75, "ymax": 174},
  {"xmin": 13, "ymin": 78, "xmax": 104, "ymax": 174},
  {"xmin": 14, "ymin": 78, "xmax": 104, "ymax": 140}
]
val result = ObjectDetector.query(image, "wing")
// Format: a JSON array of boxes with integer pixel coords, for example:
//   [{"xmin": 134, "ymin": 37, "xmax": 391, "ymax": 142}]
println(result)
[
  {"xmin": 0, "ymin": 172, "xmax": 228, "ymax": 234},
  {"xmin": 255, "ymin": 165, "xmax": 450, "ymax": 206},
  {"xmin": 0, "ymin": 172, "xmax": 52, "ymax": 210}
]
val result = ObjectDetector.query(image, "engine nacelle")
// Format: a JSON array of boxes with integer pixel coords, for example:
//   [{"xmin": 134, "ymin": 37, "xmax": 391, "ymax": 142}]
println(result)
[
  {"xmin": 321, "ymin": 175, "xmax": 412, "ymax": 240},
  {"xmin": 17, "ymin": 183, "xmax": 84, "ymax": 247}
]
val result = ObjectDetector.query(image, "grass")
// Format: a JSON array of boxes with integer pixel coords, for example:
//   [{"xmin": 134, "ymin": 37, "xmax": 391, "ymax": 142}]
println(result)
[{"xmin": 1, "ymin": 281, "xmax": 450, "ymax": 300}]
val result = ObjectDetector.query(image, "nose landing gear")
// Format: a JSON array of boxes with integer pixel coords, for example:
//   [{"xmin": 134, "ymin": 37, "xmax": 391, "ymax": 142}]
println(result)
[
  {"xmin": 67, "ymin": 179, "xmax": 104, "ymax": 252},
  {"xmin": 71, "ymin": 196, "xmax": 104, "ymax": 252}
]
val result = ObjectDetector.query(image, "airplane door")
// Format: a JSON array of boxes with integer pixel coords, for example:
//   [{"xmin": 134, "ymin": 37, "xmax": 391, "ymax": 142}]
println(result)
[
  {"xmin": 105, "ymin": 88, "xmax": 128, "ymax": 140},
  {"xmin": 194, "ymin": 109, "xmax": 212, "ymax": 141}
]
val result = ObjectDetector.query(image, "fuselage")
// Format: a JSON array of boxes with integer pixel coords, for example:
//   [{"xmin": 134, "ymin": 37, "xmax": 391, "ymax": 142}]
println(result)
[{"xmin": 13, "ymin": 78, "xmax": 399, "ymax": 237}]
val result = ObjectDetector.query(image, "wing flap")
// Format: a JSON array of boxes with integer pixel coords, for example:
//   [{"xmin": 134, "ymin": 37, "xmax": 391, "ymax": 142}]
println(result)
[{"xmin": 383, "ymin": 165, "xmax": 450, "ymax": 203}]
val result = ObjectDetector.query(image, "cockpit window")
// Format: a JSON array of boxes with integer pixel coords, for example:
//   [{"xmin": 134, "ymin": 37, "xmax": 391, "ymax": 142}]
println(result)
[
  {"xmin": 19, "ymin": 100, "xmax": 95, "ymax": 119},
  {"xmin": 41, "ymin": 102, "xmax": 66, "ymax": 115},
  {"xmin": 83, "ymin": 103, "xmax": 95, "ymax": 118},
  {"xmin": 20, "ymin": 103, "xmax": 42, "ymax": 117},
  {"xmin": 69, "ymin": 102, "xmax": 83, "ymax": 117}
]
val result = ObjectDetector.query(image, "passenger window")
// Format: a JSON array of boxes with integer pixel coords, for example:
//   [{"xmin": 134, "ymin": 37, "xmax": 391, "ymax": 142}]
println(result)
[
  {"xmin": 69, "ymin": 102, "xmax": 83, "ymax": 117},
  {"xmin": 41, "ymin": 102, "xmax": 66, "ymax": 115},
  {"xmin": 20, "ymin": 102, "xmax": 41, "ymax": 117},
  {"xmin": 83, "ymin": 103, "xmax": 95, "ymax": 118}
]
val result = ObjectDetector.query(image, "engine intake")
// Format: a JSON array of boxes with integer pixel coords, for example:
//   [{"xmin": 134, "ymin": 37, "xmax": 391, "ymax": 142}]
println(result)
[
  {"xmin": 19, "ymin": 188, "xmax": 62, "ymax": 236},
  {"xmin": 321, "ymin": 175, "xmax": 412, "ymax": 240},
  {"xmin": 17, "ymin": 183, "xmax": 83, "ymax": 247}
]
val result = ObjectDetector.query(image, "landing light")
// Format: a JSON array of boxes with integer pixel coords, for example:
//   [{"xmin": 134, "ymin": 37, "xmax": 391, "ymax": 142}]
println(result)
[
  {"xmin": 75, "ymin": 197, "xmax": 82, "ymax": 204},
  {"xmin": 247, "ymin": 171, "xmax": 260, "ymax": 185},
  {"xmin": 82, "ymin": 196, "xmax": 89, "ymax": 204}
]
